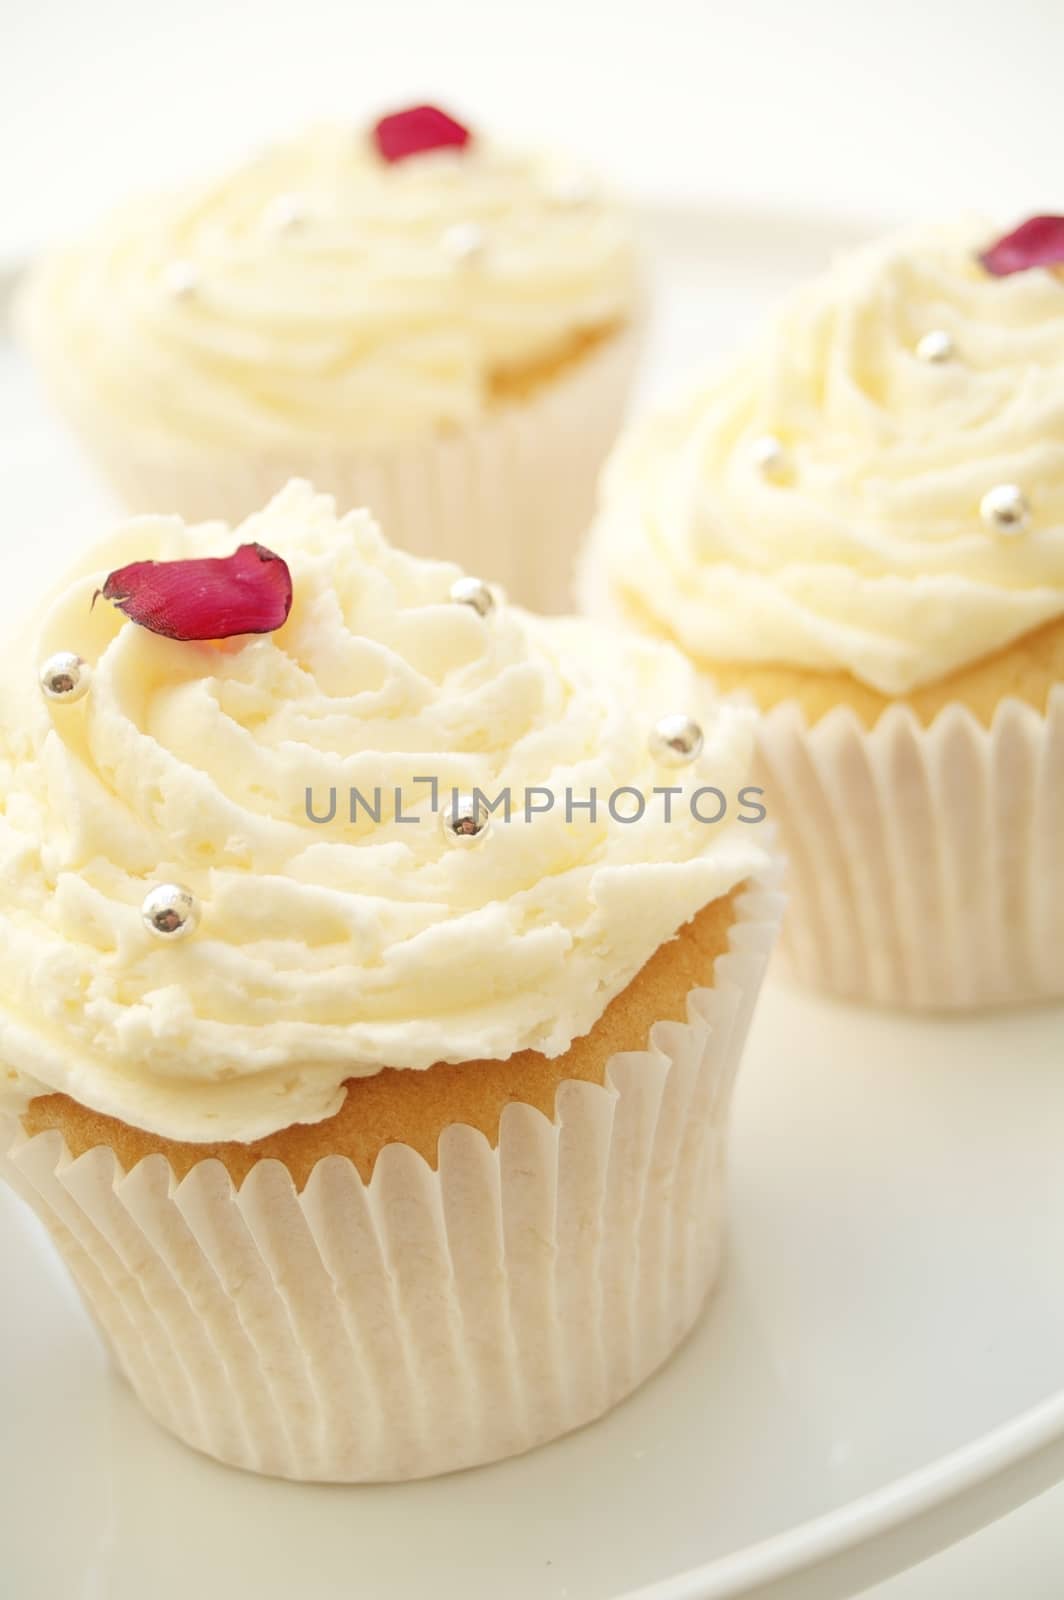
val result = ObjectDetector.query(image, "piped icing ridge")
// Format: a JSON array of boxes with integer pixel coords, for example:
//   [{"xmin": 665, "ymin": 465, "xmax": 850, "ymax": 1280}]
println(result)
[
  {"xmin": 21, "ymin": 121, "xmax": 639, "ymax": 452},
  {"xmin": 592, "ymin": 221, "xmax": 1064, "ymax": 695},
  {"xmin": 0, "ymin": 483, "xmax": 764, "ymax": 1139}
]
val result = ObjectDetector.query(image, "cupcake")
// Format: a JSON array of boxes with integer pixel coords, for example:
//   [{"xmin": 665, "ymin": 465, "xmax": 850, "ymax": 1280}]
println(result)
[
  {"xmin": 0, "ymin": 481, "xmax": 779, "ymax": 1481},
  {"xmin": 18, "ymin": 106, "xmax": 643, "ymax": 613},
  {"xmin": 587, "ymin": 218, "xmax": 1064, "ymax": 1011}
]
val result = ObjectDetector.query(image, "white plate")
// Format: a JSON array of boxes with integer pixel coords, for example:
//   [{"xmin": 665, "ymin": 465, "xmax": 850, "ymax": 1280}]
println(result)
[{"xmin": 2, "ymin": 206, "xmax": 1064, "ymax": 1600}]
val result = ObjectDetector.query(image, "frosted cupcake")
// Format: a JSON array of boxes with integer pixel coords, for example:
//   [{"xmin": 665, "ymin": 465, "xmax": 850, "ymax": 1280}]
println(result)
[
  {"xmin": 587, "ymin": 219, "xmax": 1064, "ymax": 1011},
  {"xmin": 0, "ymin": 481, "xmax": 779, "ymax": 1481},
  {"xmin": 19, "ymin": 106, "xmax": 642, "ymax": 613}
]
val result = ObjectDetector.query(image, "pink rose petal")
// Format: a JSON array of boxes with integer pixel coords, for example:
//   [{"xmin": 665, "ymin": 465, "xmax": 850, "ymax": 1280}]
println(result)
[
  {"xmin": 100, "ymin": 543, "xmax": 293, "ymax": 641},
  {"xmin": 980, "ymin": 215, "xmax": 1064, "ymax": 277},
  {"xmin": 373, "ymin": 104, "xmax": 472, "ymax": 164}
]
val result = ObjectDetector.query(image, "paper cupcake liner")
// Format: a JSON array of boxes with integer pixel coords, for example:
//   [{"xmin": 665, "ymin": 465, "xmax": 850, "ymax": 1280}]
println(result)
[
  {"xmin": 0, "ymin": 875, "xmax": 781, "ymax": 1483},
  {"xmin": 26, "ymin": 321, "xmax": 641, "ymax": 616},
  {"xmin": 756, "ymin": 691, "xmax": 1064, "ymax": 1010}
]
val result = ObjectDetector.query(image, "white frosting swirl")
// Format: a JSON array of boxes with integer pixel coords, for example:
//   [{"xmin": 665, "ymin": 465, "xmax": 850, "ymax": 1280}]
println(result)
[
  {"xmin": 22, "ymin": 124, "xmax": 638, "ymax": 451},
  {"xmin": 0, "ymin": 483, "xmax": 765, "ymax": 1140},
  {"xmin": 592, "ymin": 221, "xmax": 1064, "ymax": 695}
]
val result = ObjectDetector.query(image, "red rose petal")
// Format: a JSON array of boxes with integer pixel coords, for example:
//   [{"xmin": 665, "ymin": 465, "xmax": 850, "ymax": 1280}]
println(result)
[
  {"xmin": 100, "ymin": 543, "xmax": 293, "ymax": 641},
  {"xmin": 980, "ymin": 215, "xmax": 1064, "ymax": 277},
  {"xmin": 373, "ymin": 104, "xmax": 471, "ymax": 164}
]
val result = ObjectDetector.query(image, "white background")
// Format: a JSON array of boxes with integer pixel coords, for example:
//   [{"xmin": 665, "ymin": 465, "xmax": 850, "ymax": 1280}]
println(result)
[
  {"xmin": 3, "ymin": 0, "xmax": 1064, "ymax": 1592},
  {"xmin": 4, "ymin": 0, "xmax": 1064, "ymax": 258}
]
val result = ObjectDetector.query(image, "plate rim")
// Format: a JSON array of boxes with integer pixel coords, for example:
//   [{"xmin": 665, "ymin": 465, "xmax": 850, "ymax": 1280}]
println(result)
[{"xmin": 622, "ymin": 1380, "xmax": 1064, "ymax": 1599}]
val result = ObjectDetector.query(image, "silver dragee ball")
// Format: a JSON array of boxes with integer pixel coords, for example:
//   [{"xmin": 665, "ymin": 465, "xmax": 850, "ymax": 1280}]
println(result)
[
  {"xmin": 749, "ymin": 434, "xmax": 788, "ymax": 480},
  {"xmin": 548, "ymin": 173, "xmax": 595, "ymax": 208},
  {"xmin": 142, "ymin": 884, "xmax": 200, "ymax": 941},
  {"xmin": 441, "ymin": 794, "xmax": 493, "ymax": 846},
  {"xmin": 160, "ymin": 259, "xmax": 200, "ymax": 300},
  {"xmin": 39, "ymin": 652, "xmax": 91, "ymax": 703},
  {"xmin": 262, "ymin": 192, "xmax": 309, "ymax": 234},
  {"xmin": 449, "ymin": 576, "xmax": 496, "ymax": 617},
  {"xmin": 980, "ymin": 484, "xmax": 1030, "ymax": 535},
  {"xmin": 649, "ymin": 714, "xmax": 704, "ymax": 767},
  {"xmin": 916, "ymin": 329, "xmax": 957, "ymax": 364},
  {"xmin": 441, "ymin": 222, "xmax": 487, "ymax": 265}
]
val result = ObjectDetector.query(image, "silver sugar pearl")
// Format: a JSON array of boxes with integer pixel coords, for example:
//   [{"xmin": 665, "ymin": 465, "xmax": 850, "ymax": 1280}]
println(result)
[
  {"xmin": 549, "ymin": 173, "xmax": 595, "ymax": 208},
  {"xmin": 449, "ymin": 575, "xmax": 496, "ymax": 617},
  {"xmin": 980, "ymin": 483, "xmax": 1030, "ymax": 535},
  {"xmin": 160, "ymin": 259, "xmax": 200, "ymax": 300},
  {"xmin": 39, "ymin": 651, "xmax": 91, "ymax": 704},
  {"xmin": 262, "ymin": 192, "xmax": 309, "ymax": 234},
  {"xmin": 441, "ymin": 794, "xmax": 492, "ymax": 845},
  {"xmin": 141, "ymin": 883, "xmax": 200, "ymax": 941},
  {"xmin": 916, "ymin": 329, "xmax": 956, "ymax": 364},
  {"xmin": 649, "ymin": 714, "xmax": 704, "ymax": 767},
  {"xmin": 422, "ymin": 148, "xmax": 466, "ymax": 173},
  {"xmin": 441, "ymin": 222, "xmax": 486, "ymax": 265},
  {"xmin": 749, "ymin": 434, "xmax": 788, "ymax": 480}
]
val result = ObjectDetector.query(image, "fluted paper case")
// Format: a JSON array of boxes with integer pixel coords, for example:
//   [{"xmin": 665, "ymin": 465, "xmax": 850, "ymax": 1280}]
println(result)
[
  {"xmin": 758, "ymin": 692, "xmax": 1064, "ymax": 1009},
  {"xmin": 1, "ymin": 876, "xmax": 782, "ymax": 1482}
]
